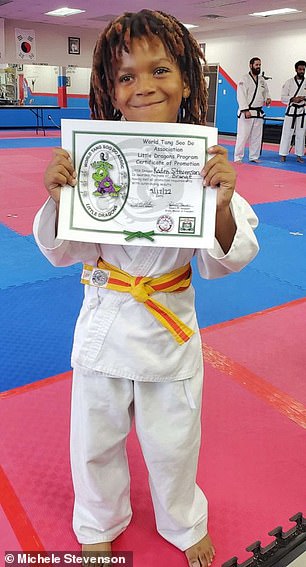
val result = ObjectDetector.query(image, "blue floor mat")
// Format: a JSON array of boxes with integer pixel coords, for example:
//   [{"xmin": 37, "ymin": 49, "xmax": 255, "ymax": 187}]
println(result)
[
  {"xmin": 0, "ymin": 230, "xmax": 81, "ymax": 290},
  {"xmin": 193, "ymin": 261, "xmax": 304, "ymax": 328},
  {"xmin": 0, "ymin": 275, "xmax": 83, "ymax": 391},
  {"xmin": 0, "ymin": 137, "xmax": 60, "ymax": 149},
  {"xmin": 193, "ymin": 215, "xmax": 306, "ymax": 328},
  {"xmin": 253, "ymin": 198, "xmax": 306, "ymax": 232},
  {"xmin": 224, "ymin": 144, "xmax": 306, "ymax": 172},
  {"xmin": 0, "ymin": 223, "xmax": 20, "ymax": 241},
  {"xmin": 251, "ymin": 223, "xmax": 306, "ymax": 289}
]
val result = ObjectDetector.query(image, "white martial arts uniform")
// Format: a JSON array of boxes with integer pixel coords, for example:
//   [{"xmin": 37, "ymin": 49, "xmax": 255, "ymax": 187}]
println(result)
[
  {"xmin": 33, "ymin": 194, "xmax": 259, "ymax": 550},
  {"xmin": 234, "ymin": 72, "xmax": 271, "ymax": 162},
  {"xmin": 279, "ymin": 76, "xmax": 306, "ymax": 157}
]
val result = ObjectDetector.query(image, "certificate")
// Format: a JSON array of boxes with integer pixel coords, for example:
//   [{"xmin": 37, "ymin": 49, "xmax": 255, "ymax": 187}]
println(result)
[{"xmin": 58, "ymin": 119, "xmax": 218, "ymax": 248}]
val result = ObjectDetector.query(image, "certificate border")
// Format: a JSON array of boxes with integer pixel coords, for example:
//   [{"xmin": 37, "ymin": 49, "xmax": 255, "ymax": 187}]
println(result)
[{"xmin": 69, "ymin": 129, "xmax": 207, "ymax": 240}]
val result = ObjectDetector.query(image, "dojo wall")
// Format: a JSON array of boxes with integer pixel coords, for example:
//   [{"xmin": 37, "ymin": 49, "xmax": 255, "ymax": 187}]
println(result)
[
  {"xmin": 1, "ymin": 17, "xmax": 306, "ymax": 132},
  {"xmin": 195, "ymin": 19, "xmax": 306, "ymax": 132}
]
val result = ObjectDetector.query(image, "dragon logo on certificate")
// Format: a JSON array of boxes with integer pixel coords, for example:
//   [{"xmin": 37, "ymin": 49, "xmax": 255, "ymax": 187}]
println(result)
[
  {"xmin": 79, "ymin": 142, "xmax": 129, "ymax": 220},
  {"xmin": 58, "ymin": 120, "xmax": 218, "ymax": 249}
]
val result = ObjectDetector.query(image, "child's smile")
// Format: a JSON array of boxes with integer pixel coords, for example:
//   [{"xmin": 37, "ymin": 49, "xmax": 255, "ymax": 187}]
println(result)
[{"xmin": 112, "ymin": 35, "xmax": 190, "ymax": 123}]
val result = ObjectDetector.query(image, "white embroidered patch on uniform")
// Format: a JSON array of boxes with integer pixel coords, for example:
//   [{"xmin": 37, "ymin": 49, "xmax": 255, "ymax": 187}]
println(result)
[{"xmin": 81, "ymin": 264, "xmax": 110, "ymax": 287}]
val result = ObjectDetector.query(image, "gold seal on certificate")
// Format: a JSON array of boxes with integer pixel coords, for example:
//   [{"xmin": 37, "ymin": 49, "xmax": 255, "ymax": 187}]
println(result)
[{"xmin": 58, "ymin": 119, "xmax": 218, "ymax": 248}]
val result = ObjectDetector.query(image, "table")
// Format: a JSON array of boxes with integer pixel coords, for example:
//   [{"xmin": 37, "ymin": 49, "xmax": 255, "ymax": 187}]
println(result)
[{"xmin": 0, "ymin": 105, "xmax": 60, "ymax": 135}]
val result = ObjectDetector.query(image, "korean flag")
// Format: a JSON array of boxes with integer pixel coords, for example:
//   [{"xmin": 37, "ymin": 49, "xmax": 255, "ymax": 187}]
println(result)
[{"xmin": 15, "ymin": 28, "xmax": 36, "ymax": 61}]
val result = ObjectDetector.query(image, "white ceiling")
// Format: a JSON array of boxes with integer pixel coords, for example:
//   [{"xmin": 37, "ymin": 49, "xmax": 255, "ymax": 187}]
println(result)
[{"xmin": 0, "ymin": 0, "xmax": 306, "ymax": 34}]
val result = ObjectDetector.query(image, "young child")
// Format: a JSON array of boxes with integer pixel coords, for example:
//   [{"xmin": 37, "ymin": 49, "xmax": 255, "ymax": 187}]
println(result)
[{"xmin": 33, "ymin": 10, "xmax": 259, "ymax": 567}]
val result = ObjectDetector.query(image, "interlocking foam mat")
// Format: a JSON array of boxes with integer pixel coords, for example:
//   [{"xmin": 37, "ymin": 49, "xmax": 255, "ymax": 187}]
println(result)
[{"xmin": 1, "ymin": 133, "xmax": 305, "ymax": 567}]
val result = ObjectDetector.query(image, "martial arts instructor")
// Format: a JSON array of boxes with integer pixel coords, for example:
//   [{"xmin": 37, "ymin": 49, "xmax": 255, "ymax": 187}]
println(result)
[
  {"xmin": 234, "ymin": 57, "xmax": 271, "ymax": 163},
  {"xmin": 279, "ymin": 60, "xmax": 306, "ymax": 163}
]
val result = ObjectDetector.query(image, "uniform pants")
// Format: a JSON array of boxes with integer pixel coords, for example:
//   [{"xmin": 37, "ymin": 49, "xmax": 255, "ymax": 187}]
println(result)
[
  {"xmin": 234, "ymin": 114, "xmax": 263, "ymax": 161},
  {"xmin": 70, "ymin": 365, "xmax": 208, "ymax": 551},
  {"xmin": 279, "ymin": 115, "xmax": 306, "ymax": 157}
]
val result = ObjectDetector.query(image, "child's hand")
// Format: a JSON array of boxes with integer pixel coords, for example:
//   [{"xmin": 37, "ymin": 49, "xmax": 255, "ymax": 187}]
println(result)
[
  {"xmin": 201, "ymin": 145, "xmax": 237, "ymax": 253},
  {"xmin": 201, "ymin": 145, "xmax": 236, "ymax": 211},
  {"xmin": 44, "ymin": 148, "xmax": 77, "ymax": 203}
]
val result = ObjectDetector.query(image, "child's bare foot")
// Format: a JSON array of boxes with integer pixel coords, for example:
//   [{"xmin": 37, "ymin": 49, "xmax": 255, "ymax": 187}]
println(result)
[
  {"xmin": 185, "ymin": 533, "xmax": 215, "ymax": 567},
  {"xmin": 82, "ymin": 542, "xmax": 112, "ymax": 555},
  {"xmin": 82, "ymin": 543, "xmax": 112, "ymax": 567}
]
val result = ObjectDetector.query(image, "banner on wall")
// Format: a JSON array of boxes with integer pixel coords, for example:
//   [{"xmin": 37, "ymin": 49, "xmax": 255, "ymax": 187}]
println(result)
[
  {"xmin": 15, "ymin": 28, "xmax": 36, "ymax": 61},
  {"xmin": 0, "ymin": 18, "xmax": 4, "ymax": 59}
]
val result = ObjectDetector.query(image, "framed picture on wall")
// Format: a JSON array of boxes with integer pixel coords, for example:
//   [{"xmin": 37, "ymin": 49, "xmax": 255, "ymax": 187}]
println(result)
[{"xmin": 68, "ymin": 37, "xmax": 80, "ymax": 55}]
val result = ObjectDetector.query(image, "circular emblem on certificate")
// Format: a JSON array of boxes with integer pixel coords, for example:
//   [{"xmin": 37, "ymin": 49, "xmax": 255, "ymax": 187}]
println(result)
[
  {"xmin": 78, "ymin": 141, "xmax": 129, "ymax": 221},
  {"xmin": 156, "ymin": 215, "xmax": 174, "ymax": 232}
]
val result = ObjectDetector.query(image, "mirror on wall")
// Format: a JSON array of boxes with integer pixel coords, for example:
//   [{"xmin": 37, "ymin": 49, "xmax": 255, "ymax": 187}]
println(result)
[
  {"xmin": 0, "ymin": 63, "xmax": 91, "ymax": 106},
  {"xmin": 0, "ymin": 64, "xmax": 17, "ymax": 104}
]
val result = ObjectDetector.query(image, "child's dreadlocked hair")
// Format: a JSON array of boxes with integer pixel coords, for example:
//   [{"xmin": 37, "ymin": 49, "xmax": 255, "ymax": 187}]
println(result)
[{"xmin": 89, "ymin": 9, "xmax": 208, "ymax": 125}]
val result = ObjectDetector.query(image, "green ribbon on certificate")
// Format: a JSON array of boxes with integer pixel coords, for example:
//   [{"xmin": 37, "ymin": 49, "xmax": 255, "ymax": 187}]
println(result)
[{"xmin": 123, "ymin": 230, "xmax": 155, "ymax": 242}]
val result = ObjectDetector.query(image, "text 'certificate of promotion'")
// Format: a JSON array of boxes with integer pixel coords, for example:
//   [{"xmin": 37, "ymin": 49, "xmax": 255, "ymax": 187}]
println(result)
[{"xmin": 58, "ymin": 119, "xmax": 218, "ymax": 248}]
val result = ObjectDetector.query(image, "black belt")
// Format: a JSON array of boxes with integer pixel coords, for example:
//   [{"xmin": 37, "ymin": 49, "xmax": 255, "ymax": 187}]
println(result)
[
  {"xmin": 286, "ymin": 104, "xmax": 306, "ymax": 129},
  {"xmin": 249, "ymin": 106, "xmax": 265, "ymax": 118}
]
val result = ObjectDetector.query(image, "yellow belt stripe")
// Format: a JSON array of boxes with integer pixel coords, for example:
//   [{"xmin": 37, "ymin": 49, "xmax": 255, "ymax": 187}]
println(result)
[{"xmin": 81, "ymin": 258, "xmax": 195, "ymax": 345}]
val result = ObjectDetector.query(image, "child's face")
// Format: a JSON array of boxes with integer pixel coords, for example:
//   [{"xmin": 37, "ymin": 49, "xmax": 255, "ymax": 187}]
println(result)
[{"xmin": 112, "ymin": 35, "xmax": 190, "ymax": 123}]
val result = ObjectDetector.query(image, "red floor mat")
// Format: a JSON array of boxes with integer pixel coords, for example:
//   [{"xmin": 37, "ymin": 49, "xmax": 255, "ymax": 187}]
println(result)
[
  {"xmin": 234, "ymin": 164, "xmax": 306, "ymax": 205},
  {"xmin": 0, "ymin": 148, "xmax": 54, "ymax": 235},
  {"xmin": 201, "ymin": 298, "xmax": 306, "ymax": 409},
  {"xmin": 1, "ymin": 338, "xmax": 305, "ymax": 566}
]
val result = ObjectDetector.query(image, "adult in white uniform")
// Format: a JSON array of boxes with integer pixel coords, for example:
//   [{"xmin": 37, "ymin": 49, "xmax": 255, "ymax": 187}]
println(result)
[
  {"xmin": 279, "ymin": 60, "xmax": 306, "ymax": 163},
  {"xmin": 234, "ymin": 57, "xmax": 271, "ymax": 163}
]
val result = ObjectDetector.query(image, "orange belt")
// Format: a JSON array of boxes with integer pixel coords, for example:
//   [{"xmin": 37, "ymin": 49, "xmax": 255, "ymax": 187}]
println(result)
[{"xmin": 81, "ymin": 257, "xmax": 195, "ymax": 345}]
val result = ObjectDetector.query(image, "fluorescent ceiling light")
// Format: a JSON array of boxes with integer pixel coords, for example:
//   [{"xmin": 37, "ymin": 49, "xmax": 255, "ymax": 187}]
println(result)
[
  {"xmin": 45, "ymin": 7, "xmax": 85, "ymax": 17},
  {"xmin": 182, "ymin": 23, "xmax": 198, "ymax": 29},
  {"xmin": 250, "ymin": 8, "xmax": 301, "ymax": 17}
]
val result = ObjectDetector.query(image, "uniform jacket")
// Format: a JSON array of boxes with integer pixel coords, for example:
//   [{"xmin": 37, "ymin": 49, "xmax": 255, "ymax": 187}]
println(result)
[
  {"xmin": 281, "ymin": 76, "xmax": 306, "ymax": 119},
  {"xmin": 237, "ymin": 73, "xmax": 271, "ymax": 118},
  {"xmin": 33, "ymin": 193, "xmax": 259, "ymax": 382}
]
